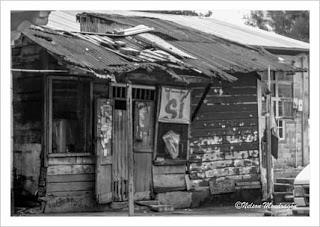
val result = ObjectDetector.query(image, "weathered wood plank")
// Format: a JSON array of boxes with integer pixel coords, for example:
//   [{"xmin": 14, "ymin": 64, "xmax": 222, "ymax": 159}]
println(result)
[
  {"xmin": 47, "ymin": 174, "xmax": 95, "ymax": 183},
  {"xmin": 191, "ymin": 126, "xmax": 258, "ymax": 137},
  {"xmin": 48, "ymin": 156, "xmax": 94, "ymax": 165},
  {"xmin": 194, "ymin": 111, "xmax": 258, "ymax": 121},
  {"xmin": 47, "ymin": 164, "xmax": 95, "ymax": 175},
  {"xmin": 153, "ymin": 173, "xmax": 186, "ymax": 190},
  {"xmin": 189, "ymin": 150, "xmax": 259, "ymax": 163},
  {"xmin": 46, "ymin": 190, "xmax": 93, "ymax": 197},
  {"xmin": 191, "ymin": 173, "xmax": 261, "ymax": 188},
  {"xmin": 189, "ymin": 143, "xmax": 259, "ymax": 154},
  {"xmin": 191, "ymin": 118, "xmax": 258, "ymax": 130},
  {"xmin": 153, "ymin": 165, "xmax": 186, "ymax": 175},
  {"xmin": 134, "ymin": 152, "xmax": 152, "ymax": 195},
  {"xmin": 189, "ymin": 158, "xmax": 260, "ymax": 172},
  {"xmin": 198, "ymin": 103, "xmax": 257, "ymax": 113},
  {"xmin": 190, "ymin": 135, "xmax": 258, "ymax": 147},
  {"xmin": 189, "ymin": 166, "xmax": 260, "ymax": 179},
  {"xmin": 47, "ymin": 181, "xmax": 94, "ymax": 192},
  {"xmin": 193, "ymin": 95, "xmax": 257, "ymax": 105},
  {"xmin": 219, "ymin": 87, "xmax": 257, "ymax": 95}
]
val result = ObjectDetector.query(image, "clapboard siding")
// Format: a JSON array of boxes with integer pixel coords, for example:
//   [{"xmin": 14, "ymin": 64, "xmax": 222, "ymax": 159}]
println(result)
[
  {"xmin": 47, "ymin": 164, "xmax": 95, "ymax": 175},
  {"xmin": 47, "ymin": 173, "xmax": 95, "ymax": 183},
  {"xmin": 192, "ymin": 118, "xmax": 258, "ymax": 130},
  {"xmin": 48, "ymin": 156, "xmax": 95, "ymax": 165},
  {"xmin": 12, "ymin": 51, "xmax": 44, "ymax": 196},
  {"xmin": 46, "ymin": 156, "xmax": 96, "ymax": 198},
  {"xmin": 47, "ymin": 181, "xmax": 94, "ymax": 192},
  {"xmin": 189, "ymin": 73, "xmax": 260, "ymax": 193}
]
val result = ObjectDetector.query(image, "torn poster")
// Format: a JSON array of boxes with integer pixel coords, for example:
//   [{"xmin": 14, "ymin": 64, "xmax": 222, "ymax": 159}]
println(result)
[
  {"xmin": 162, "ymin": 130, "xmax": 180, "ymax": 159},
  {"xmin": 158, "ymin": 87, "xmax": 191, "ymax": 124}
]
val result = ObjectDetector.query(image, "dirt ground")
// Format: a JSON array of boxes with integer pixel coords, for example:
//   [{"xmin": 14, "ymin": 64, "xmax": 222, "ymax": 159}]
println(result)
[{"xmin": 15, "ymin": 205, "xmax": 294, "ymax": 217}]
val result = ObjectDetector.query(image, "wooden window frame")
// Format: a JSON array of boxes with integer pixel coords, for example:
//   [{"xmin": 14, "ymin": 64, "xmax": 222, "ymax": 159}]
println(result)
[
  {"xmin": 270, "ymin": 72, "xmax": 294, "ymax": 120},
  {"xmin": 277, "ymin": 119, "xmax": 285, "ymax": 140},
  {"xmin": 47, "ymin": 75, "xmax": 93, "ymax": 157}
]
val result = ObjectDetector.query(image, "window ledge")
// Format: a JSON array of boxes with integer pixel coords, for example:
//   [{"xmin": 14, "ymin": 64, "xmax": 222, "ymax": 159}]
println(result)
[{"xmin": 48, "ymin": 152, "xmax": 92, "ymax": 157}]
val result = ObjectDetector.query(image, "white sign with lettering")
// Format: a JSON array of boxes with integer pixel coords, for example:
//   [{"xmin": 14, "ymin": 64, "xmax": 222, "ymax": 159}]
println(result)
[{"xmin": 158, "ymin": 87, "xmax": 191, "ymax": 124}]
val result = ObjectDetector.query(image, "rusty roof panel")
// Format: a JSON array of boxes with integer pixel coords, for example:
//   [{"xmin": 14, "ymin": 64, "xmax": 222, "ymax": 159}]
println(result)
[
  {"xmin": 78, "ymin": 13, "xmax": 299, "ymax": 74},
  {"xmin": 22, "ymin": 27, "xmax": 133, "ymax": 75}
]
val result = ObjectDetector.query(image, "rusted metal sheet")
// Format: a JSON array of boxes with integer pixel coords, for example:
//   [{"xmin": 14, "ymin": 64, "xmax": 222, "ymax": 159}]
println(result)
[{"xmin": 77, "ymin": 12, "xmax": 299, "ymax": 74}]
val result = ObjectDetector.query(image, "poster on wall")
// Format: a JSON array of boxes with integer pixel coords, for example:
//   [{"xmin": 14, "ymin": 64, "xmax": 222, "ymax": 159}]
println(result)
[{"xmin": 158, "ymin": 87, "xmax": 191, "ymax": 124}]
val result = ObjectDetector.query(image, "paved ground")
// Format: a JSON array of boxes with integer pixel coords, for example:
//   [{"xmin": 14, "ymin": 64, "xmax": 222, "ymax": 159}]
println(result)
[{"xmin": 17, "ymin": 205, "xmax": 288, "ymax": 217}]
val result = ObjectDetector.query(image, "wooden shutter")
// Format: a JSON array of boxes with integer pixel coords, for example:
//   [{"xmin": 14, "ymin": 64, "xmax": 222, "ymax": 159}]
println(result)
[
  {"xmin": 282, "ymin": 100, "xmax": 294, "ymax": 118},
  {"xmin": 95, "ymin": 98, "xmax": 113, "ymax": 203}
]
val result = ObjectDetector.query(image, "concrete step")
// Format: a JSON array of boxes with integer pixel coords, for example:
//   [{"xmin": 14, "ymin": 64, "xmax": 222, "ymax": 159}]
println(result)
[
  {"xmin": 135, "ymin": 200, "xmax": 175, "ymax": 212},
  {"xmin": 273, "ymin": 192, "xmax": 293, "ymax": 204},
  {"xmin": 274, "ymin": 168, "xmax": 303, "ymax": 179},
  {"xmin": 274, "ymin": 183, "xmax": 293, "ymax": 192},
  {"xmin": 135, "ymin": 200, "xmax": 160, "ymax": 207},
  {"xmin": 275, "ymin": 177, "xmax": 295, "ymax": 185},
  {"xmin": 149, "ymin": 204, "xmax": 174, "ymax": 212}
]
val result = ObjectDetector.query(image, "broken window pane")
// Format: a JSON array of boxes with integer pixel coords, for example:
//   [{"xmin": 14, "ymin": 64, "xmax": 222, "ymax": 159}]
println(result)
[{"xmin": 52, "ymin": 79, "xmax": 90, "ymax": 153}]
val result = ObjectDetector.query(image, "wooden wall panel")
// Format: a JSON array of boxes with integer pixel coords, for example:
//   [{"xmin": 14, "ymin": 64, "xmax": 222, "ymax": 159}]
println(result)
[
  {"xmin": 189, "ymin": 74, "xmax": 260, "ymax": 193},
  {"xmin": 47, "ymin": 164, "xmax": 95, "ymax": 175},
  {"xmin": 133, "ymin": 152, "xmax": 152, "ymax": 199}
]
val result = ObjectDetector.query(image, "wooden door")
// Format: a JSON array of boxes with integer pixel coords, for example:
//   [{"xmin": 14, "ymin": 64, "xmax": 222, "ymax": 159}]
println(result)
[
  {"xmin": 95, "ymin": 99, "xmax": 113, "ymax": 204},
  {"xmin": 133, "ymin": 101, "xmax": 154, "ymax": 200},
  {"xmin": 113, "ymin": 108, "xmax": 129, "ymax": 201}
]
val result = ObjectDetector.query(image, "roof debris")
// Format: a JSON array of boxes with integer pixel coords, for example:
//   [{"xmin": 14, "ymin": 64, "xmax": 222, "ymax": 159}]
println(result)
[
  {"xmin": 113, "ymin": 24, "xmax": 154, "ymax": 36},
  {"xmin": 20, "ymin": 14, "xmax": 301, "ymax": 84}
]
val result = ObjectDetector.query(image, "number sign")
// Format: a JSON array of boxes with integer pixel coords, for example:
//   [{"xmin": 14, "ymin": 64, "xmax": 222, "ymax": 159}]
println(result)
[{"xmin": 158, "ymin": 87, "xmax": 191, "ymax": 124}]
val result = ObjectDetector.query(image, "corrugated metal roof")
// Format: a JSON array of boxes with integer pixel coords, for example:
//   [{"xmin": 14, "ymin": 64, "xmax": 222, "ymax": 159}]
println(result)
[
  {"xmin": 46, "ymin": 11, "xmax": 80, "ymax": 31},
  {"xmin": 47, "ymin": 11, "xmax": 309, "ymax": 51},
  {"xmin": 21, "ymin": 26, "xmax": 223, "ymax": 83},
  {"xmin": 77, "ymin": 12, "xmax": 299, "ymax": 74},
  {"xmin": 95, "ymin": 10, "xmax": 309, "ymax": 51},
  {"xmin": 22, "ymin": 27, "xmax": 136, "ymax": 78},
  {"xmin": 20, "ymin": 14, "xmax": 301, "ymax": 85}
]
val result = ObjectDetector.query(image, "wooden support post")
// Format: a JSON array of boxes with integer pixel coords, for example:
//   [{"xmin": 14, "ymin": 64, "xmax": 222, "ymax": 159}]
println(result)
[
  {"xmin": 126, "ymin": 83, "xmax": 134, "ymax": 216},
  {"xmin": 300, "ymin": 56, "xmax": 305, "ymax": 166},
  {"xmin": 153, "ymin": 86, "xmax": 161, "ymax": 160},
  {"xmin": 191, "ymin": 83, "xmax": 211, "ymax": 122},
  {"xmin": 266, "ymin": 66, "xmax": 273, "ymax": 199}
]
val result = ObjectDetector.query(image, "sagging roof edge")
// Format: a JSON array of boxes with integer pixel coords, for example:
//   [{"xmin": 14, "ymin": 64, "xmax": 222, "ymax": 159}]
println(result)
[
  {"xmin": 77, "ymin": 12, "xmax": 310, "ymax": 55},
  {"xmin": 16, "ymin": 31, "xmax": 302, "ymax": 87},
  {"xmin": 19, "ymin": 29, "xmax": 238, "ymax": 84},
  {"xmin": 76, "ymin": 12, "xmax": 303, "ymax": 73}
]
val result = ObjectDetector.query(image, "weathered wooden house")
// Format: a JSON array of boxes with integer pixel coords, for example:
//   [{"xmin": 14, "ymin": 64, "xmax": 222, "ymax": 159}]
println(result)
[
  {"xmin": 46, "ymin": 10, "xmax": 310, "ymax": 171},
  {"xmin": 12, "ymin": 13, "xmax": 299, "ymax": 213},
  {"xmin": 93, "ymin": 11, "xmax": 310, "ymax": 171}
]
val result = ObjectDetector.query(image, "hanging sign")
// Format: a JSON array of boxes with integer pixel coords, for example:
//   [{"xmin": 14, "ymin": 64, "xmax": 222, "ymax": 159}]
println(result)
[{"xmin": 158, "ymin": 87, "xmax": 191, "ymax": 124}]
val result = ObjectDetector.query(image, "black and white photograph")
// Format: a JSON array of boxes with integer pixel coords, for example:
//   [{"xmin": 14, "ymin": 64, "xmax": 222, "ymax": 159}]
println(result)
[{"xmin": 1, "ymin": 1, "xmax": 319, "ymax": 226}]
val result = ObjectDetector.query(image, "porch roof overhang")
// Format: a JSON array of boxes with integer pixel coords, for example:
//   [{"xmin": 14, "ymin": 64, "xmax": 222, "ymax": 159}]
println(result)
[{"xmin": 19, "ymin": 21, "xmax": 301, "ymax": 86}]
